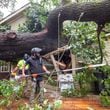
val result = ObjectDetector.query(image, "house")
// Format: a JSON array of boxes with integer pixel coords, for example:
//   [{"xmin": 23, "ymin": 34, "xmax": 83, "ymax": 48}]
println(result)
[
  {"xmin": 0, "ymin": 3, "xmax": 30, "ymax": 77},
  {"xmin": 0, "ymin": 3, "xmax": 30, "ymax": 31}
]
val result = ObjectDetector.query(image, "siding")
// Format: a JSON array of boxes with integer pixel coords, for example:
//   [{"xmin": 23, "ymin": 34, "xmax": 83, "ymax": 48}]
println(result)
[{"xmin": 7, "ymin": 14, "xmax": 27, "ymax": 31}]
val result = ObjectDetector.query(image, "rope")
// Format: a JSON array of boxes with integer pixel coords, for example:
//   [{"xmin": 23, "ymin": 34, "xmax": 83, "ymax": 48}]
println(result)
[
  {"xmin": 97, "ymin": 25, "xmax": 104, "ymax": 63},
  {"xmin": 56, "ymin": 9, "xmax": 63, "ymax": 100},
  {"xmin": 58, "ymin": 10, "xmax": 61, "ymax": 62}
]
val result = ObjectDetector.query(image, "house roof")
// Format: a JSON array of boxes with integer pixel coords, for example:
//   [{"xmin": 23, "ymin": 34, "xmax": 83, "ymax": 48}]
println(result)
[{"xmin": 0, "ymin": 3, "xmax": 30, "ymax": 25}]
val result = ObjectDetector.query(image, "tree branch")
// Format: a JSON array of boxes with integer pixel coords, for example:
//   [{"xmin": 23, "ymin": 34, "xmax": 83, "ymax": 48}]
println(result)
[{"xmin": 47, "ymin": 0, "xmax": 110, "ymax": 34}]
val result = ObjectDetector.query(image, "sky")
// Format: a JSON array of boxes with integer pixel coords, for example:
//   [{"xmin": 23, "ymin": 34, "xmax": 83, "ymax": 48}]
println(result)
[
  {"xmin": 1, "ymin": 0, "xmax": 77, "ymax": 17},
  {"xmin": 1, "ymin": 0, "xmax": 29, "ymax": 17}
]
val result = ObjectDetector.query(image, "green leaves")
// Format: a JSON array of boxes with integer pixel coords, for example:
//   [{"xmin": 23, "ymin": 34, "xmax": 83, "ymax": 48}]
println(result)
[
  {"xmin": 0, "ymin": 80, "xmax": 13, "ymax": 97},
  {"xmin": 0, "ymin": 0, "xmax": 16, "ymax": 8},
  {"xmin": 63, "ymin": 21, "xmax": 105, "ymax": 64},
  {"xmin": 100, "ymin": 91, "xmax": 110, "ymax": 107},
  {"xmin": 0, "ymin": 24, "xmax": 11, "ymax": 32},
  {"xmin": 18, "ymin": 0, "xmax": 59, "ymax": 33},
  {"xmin": 95, "ymin": 65, "xmax": 110, "ymax": 107},
  {"xmin": 0, "ymin": 79, "xmax": 24, "ymax": 107}
]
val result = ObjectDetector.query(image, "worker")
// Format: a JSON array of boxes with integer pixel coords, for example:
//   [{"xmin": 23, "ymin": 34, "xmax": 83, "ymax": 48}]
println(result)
[
  {"xmin": 11, "ymin": 53, "xmax": 29, "ymax": 77},
  {"xmin": 23, "ymin": 47, "xmax": 50, "ymax": 104}
]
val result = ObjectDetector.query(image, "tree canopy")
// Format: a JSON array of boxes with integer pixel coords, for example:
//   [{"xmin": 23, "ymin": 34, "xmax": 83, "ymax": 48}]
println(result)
[{"xmin": 0, "ymin": 0, "xmax": 16, "ymax": 18}]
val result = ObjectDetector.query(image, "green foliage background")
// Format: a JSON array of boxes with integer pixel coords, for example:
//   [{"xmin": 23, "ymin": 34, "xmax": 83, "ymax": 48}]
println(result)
[
  {"xmin": 63, "ymin": 21, "xmax": 105, "ymax": 64},
  {"xmin": 18, "ymin": 0, "xmax": 59, "ymax": 32}
]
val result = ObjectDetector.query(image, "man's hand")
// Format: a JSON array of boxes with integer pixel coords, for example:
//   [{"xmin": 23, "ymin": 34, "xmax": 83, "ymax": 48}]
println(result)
[
  {"xmin": 22, "ymin": 73, "xmax": 26, "ymax": 79},
  {"xmin": 22, "ymin": 73, "xmax": 25, "ymax": 76},
  {"xmin": 11, "ymin": 72, "xmax": 16, "ymax": 76},
  {"xmin": 46, "ymin": 71, "xmax": 50, "ymax": 75},
  {"xmin": 88, "ymin": 64, "xmax": 93, "ymax": 71}
]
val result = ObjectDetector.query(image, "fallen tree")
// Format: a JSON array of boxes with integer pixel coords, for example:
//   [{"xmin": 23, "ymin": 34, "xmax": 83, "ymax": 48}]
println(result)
[
  {"xmin": 0, "ymin": 0, "xmax": 110, "ymax": 61},
  {"xmin": 47, "ymin": 0, "xmax": 110, "ymax": 34},
  {"xmin": 0, "ymin": 29, "xmax": 67, "ymax": 61}
]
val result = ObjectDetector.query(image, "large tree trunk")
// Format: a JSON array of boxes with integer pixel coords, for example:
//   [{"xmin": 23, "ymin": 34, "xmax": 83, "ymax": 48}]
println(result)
[
  {"xmin": 47, "ymin": 0, "xmax": 110, "ymax": 34},
  {"xmin": 0, "ymin": 0, "xmax": 110, "ymax": 61},
  {"xmin": 0, "ymin": 29, "xmax": 67, "ymax": 61}
]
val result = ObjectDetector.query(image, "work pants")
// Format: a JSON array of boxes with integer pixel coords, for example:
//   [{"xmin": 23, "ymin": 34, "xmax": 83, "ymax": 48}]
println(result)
[{"xmin": 29, "ymin": 79, "xmax": 44, "ymax": 104}]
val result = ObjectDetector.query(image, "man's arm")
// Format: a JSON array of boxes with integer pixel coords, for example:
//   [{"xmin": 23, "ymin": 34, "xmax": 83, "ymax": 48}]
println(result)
[
  {"xmin": 56, "ymin": 61, "xmax": 66, "ymax": 69},
  {"xmin": 22, "ymin": 64, "xmax": 26, "ymax": 76},
  {"xmin": 42, "ymin": 65, "xmax": 50, "ymax": 74},
  {"xmin": 11, "ymin": 66, "xmax": 18, "ymax": 73}
]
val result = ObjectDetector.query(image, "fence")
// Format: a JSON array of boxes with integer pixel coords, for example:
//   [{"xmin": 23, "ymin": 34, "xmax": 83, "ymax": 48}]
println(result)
[{"xmin": 0, "ymin": 60, "xmax": 11, "ymax": 79}]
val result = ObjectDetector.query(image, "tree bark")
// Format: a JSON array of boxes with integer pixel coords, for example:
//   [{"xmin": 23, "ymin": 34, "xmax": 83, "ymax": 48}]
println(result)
[
  {"xmin": 47, "ymin": 0, "xmax": 110, "ymax": 34},
  {"xmin": 0, "ymin": 0, "xmax": 110, "ymax": 61},
  {"xmin": 0, "ymin": 30, "xmax": 60, "ymax": 61}
]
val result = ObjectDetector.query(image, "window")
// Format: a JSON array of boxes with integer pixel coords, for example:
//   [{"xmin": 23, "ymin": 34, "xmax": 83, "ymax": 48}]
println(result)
[{"xmin": 0, "ymin": 61, "xmax": 10, "ymax": 72}]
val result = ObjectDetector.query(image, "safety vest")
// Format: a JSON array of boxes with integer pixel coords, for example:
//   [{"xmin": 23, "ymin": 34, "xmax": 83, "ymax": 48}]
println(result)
[{"xmin": 17, "ymin": 59, "xmax": 29, "ymax": 70}]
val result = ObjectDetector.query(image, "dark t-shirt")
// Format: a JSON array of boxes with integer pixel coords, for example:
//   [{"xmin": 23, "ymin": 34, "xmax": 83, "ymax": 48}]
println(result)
[{"xmin": 26, "ymin": 56, "xmax": 44, "ymax": 81}]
